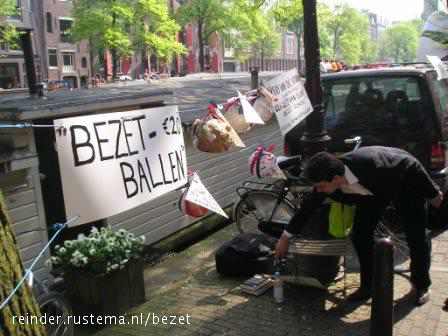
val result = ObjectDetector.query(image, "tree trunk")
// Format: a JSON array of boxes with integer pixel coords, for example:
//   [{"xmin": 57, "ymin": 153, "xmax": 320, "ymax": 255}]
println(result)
[
  {"xmin": 296, "ymin": 29, "xmax": 302, "ymax": 74},
  {"xmin": 333, "ymin": 27, "xmax": 339, "ymax": 59},
  {"xmin": 198, "ymin": 22, "xmax": 205, "ymax": 72},
  {"xmin": 111, "ymin": 12, "xmax": 118, "ymax": 80},
  {"xmin": 0, "ymin": 192, "xmax": 46, "ymax": 336}
]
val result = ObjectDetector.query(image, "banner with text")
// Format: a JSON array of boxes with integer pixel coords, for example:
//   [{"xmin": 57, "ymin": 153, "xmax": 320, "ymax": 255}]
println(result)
[
  {"xmin": 54, "ymin": 106, "xmax": 187, "ymax": 226},
  {"xmin": 263, "ymin": 68, "xmax": 313, "ymax": 136}
]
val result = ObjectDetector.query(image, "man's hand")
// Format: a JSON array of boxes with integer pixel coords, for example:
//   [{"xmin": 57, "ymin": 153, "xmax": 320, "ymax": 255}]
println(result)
[
  {"xmin": 275, "ymin": 234, "xmax": 290, "ymax": 258},
  {"xmin": 431, "ymin": 190, "xmax": 444, "ymax": 209}
]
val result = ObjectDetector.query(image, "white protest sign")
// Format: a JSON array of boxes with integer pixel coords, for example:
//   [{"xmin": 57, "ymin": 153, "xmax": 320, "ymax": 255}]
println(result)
[
  {"xmin": 54, "ymin": 106, "xmax": 187, "ymax": 226},
  {"xmin": 263, "ymin": 68, "xmax": 313, "ymax": 136},
  {"xmin": 427, "ymin": 55, "xmax": 448, "ymax": 80},
  {"xmin": 237, "ymin": 91, "xmax": 265, "ymax": 125},
  {"xmin": 185, "ymin": 173, "xmax": 228, "ymax": 218}
]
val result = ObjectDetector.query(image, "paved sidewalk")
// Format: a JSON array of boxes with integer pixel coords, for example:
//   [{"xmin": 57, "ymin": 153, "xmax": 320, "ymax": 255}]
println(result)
[{"xmin": 78, "ymin": 224, "xmax": 448, "ymax": 336}]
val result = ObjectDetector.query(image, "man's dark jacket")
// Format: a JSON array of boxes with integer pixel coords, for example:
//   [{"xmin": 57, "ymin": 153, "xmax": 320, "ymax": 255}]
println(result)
[{"xmin": 285, "ymin": 146, "xmax": 440, "ymax": 235}]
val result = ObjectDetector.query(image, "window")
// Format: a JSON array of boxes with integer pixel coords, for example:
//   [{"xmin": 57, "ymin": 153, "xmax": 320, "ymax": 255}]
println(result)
[
  {"xmin": 81, "ymin": 57, "xmax": 87, "ymax": 68},
  {"xmin": 46, "ymin": 13, "xmax": 53, "ymax": 33},
  {"xmin": 62, "ymin": 53, "xmax": 74, "ymax": 66},
  {"xmin": 10, "ymin": 0, "xmax": 22, "ymax": 20},
  {"xmin": 48, "ymin": 49, "xmax": 58, "ymax": 67},
  {"xmin": 59, "ymin": 19, "xmax": 73, "ymax": 43}
]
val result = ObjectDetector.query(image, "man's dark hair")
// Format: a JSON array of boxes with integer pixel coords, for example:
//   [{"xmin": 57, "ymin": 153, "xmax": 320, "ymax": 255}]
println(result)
[{"xmin": 303, "ymin": 152, "xmax": 345, "ymax": 183}]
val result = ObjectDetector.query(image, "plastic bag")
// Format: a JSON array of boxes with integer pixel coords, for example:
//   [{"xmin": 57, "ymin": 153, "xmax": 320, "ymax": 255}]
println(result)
[
  {"xmin": 192, "ymin": 103, "xmax": 245, "ymax": 153},
  {"xmin": 223, "ymin": 97, "xmax": 251, "ymax": 134},
  {"xmin": 248, "ymin": 145, "xmax": 285, "ymax": 179}
]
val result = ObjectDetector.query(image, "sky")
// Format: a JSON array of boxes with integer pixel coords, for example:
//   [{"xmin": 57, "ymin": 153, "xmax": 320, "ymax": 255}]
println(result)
[{"xmin": 323, "ymin": 0, "xmax": 425, "ymax": 22}]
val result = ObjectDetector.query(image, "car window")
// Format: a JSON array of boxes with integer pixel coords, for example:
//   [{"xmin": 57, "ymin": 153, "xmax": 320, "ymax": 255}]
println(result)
[{"xmin": 323, "ymin": 76, "xmax": 429, "ymax": 159}]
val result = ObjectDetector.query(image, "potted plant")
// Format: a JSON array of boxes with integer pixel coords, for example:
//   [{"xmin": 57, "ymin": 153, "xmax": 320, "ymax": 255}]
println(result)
[{"xmin": 49, "ymin": 227, "xmax": 146, "ymax": 316}]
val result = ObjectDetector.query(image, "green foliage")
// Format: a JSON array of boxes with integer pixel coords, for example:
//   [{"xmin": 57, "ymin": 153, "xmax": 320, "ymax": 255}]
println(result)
[
  {"xmin": 379, "ymin": 20, "xmax": 422, "ymax": 63},
  {"xmin": 229, "ymin": 7, "xmax": 280, "ymax": 61},
  {"xmin": 134, "ymin": 0, "xmax": 186, "ymax": 60},
  {"xmin": 0, "ymin": 0, "xmax": 19, "ymax": 48},
  {"xmin": 72, "ymin": 0, "xmax": 184, "ymax": 62},
  {"xmin": 0, "ymin": 0, "xmax": 16, "ymax": 16},
  {"xmin": 176, "ymin": 0, "xmax": 228, "ymax": 39},
  {"xmin": 49, "ymin": 227, "xmax": 145, "ymax": 275}
]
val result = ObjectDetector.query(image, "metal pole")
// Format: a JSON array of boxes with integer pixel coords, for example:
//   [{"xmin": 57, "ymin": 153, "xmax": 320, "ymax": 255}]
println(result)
[
  {"xmin": 250, "ymin": 66, "xmax": 259, "ymax": 90},
  {"xmin": 301, "ymin": 0, "xmax": 330, "ymax": 156},
  {"xmin": 370, "ymin": 237, "xmax": 394, "ymax": 336},
  {"xmin": 20, "ymin": 30, "xmax": 38, "ymax": 96}
]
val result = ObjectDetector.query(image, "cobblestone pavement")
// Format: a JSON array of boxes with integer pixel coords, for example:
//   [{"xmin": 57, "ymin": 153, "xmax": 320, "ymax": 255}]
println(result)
[{"xmin": 77, "ymin": 225, "xmax": 448, "ymax": 336}]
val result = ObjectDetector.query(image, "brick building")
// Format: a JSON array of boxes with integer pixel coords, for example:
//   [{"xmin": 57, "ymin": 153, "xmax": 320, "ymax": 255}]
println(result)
[
  {"xmin": 0, "ymin": 0, "xmax": 35, "ymax": 89},
  {"xmin": 35, "ymin": 0, "xmax": 90, "ymax": 88}
]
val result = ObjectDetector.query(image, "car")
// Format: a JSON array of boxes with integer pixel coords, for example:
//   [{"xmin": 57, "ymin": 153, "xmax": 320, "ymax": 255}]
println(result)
[
  {"xmin": 284, "ymin": 65, "xmax": 448, "ymax": 227},
  {"xmin": 119, "ymin": 74, "xmax": 133, "ymax": 81}
]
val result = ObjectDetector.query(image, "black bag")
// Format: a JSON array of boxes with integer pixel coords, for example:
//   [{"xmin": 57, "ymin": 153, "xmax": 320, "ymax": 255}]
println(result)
[{"xmin": 215, "ymin": 233, "xmax": 275, "ymax": 277}]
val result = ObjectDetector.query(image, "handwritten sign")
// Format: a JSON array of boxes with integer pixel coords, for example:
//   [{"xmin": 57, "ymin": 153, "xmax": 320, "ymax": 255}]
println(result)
[
  {"xmin": 263, "ymin": 68, "xmax": 313, "ymax": 136},
  {"xmin": 54, "ymin": 106, "xmax": 187, "ymax": 226},
  {"xmin": 237, "ymin": 91, "xmax": 265, "ymax": 125},
  {"xmin": 427, "ymin": 55, "xmax": 448, "ymax": 80},
  {"xmin": 185, "ymin": 173, "xmax": 228, "ymax": 218}
]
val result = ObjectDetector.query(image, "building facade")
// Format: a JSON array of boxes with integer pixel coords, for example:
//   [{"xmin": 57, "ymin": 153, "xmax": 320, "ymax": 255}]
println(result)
[
  {"xmin": 0, "ymin": 0, "xmax": 35, "ymax": 89},
  {"xmin": 38, "ymin": 0, "xmax": 90, "ymax": 88}
]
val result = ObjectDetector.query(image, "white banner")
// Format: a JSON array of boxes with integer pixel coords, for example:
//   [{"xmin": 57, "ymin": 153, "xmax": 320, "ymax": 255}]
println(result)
[
  {"xmin": 263, "ymin": 68, "xmax": 313, "ymax": 136},
  {"xmin": 54, "ymin": 106, "xmax": 188, "ymax": 226},
  {"xmin": 185, "ymin": 173, "xmax": 228, "ymax": 218}
]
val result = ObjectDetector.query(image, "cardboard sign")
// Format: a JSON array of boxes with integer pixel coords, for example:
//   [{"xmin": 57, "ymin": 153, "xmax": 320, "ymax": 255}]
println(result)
[
  {"xmin": 185, "ymin": 173, "xmax": 228, "ymax": 218},
  {"xmin": 237, "ymin": 91, "xmax": 265, "ymax": 125},
  {"xmin": 54, "ymin": 106, "xmax": 188, "ymax": 226},
  {"xmin": 263, "ymin": 69, "xmax": 313, "ymax": 136},
  {"xmin": 427, "ymin": 55, "xmax": 448, "ymax": 80}
]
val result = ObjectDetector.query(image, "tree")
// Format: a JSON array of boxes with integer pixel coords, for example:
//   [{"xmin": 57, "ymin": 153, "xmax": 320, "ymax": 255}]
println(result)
[
  {"xmin": 324, "ymin": 4, "xmax": 371, "ymax": 65},
  {"xmin": 226, "ymin": 5, "xmax": 280, "ymax": 65},
  {"xmin": 0, "ymin": 193, "xmax": 46, "ymax": 336},
  {"xmin": 176, "ymin": 0, "xmax": 228, "ymax": 71},
  {"xmin": 379, "ymin": 20, "xmax": 422, "ymax": 63},
  {"xmin": 72, "ymin": 0, "xmax": 134, "ymax": 79},
  {"xmin": 273, "ymin": 0, "xmax": 304, "ymax": 71},
  {"xmin": 132, "ymin": 0, "xmax": 186, "ymax": 72},
  {"xmin": 250, "ymin": 15, "xmax": 281, "ymax": 69},
  {"xmin": 0, "ymin": 0, "xmax": 19, "ymax": 48}
]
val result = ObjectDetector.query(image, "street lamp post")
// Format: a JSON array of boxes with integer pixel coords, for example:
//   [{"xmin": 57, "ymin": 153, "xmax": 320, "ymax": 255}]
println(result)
[{"xmin": 301, "ymin": 0, "xmax": 330, "ymax": 155}]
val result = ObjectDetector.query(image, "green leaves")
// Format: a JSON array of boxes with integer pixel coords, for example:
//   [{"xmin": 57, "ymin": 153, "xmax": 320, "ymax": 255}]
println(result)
[
  {"xmin": 71, "ymin": 0, "xmax": 185, "ymax": 63},
  {"xmin": 379, "ymin": 20, "xmax": 422, "ymax": 63}
]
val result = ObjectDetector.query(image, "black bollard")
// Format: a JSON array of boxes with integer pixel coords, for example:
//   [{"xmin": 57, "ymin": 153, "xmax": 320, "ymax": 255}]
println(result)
[
  {"xmin": 250, "ymin": 66, "xmax": 259, "ymax": 90},
  {"xmin": 370, "ymin": 237, "xmax": 394, "ymax": 336}
]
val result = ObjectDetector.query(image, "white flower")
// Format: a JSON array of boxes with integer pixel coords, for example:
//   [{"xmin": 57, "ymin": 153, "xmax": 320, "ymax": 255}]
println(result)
[
  {"xmin": 77, "ymin": 233, "xmax": 86, "ymax": 240},
  {"xmin": 111, "ymin": 264, "xmax": 119, "ymax": 270},
  {"xmin": 126, "ymin": 232, "xmax": 135, "ymax": 239},
  {"xmin": 117, "ymin": 229, "xmax": 127, "ymax": 237},
  {"xmin": 58, "ymin": 247, "xmax": 67, "ymax": 254},
  {"xmin": 90, "ymin": 227, "xmax": 99, "ymax": 234},
  {"xmin": 64, "ymin": 241, "xmax": 74, "ymax": 248},
  {"xmin": 89, "ymin": 248, "xmax": 96, "ymax": 255},
  {"xmin": 139, "ymin": 235, "xmax": 146, "ymax": 243},
  {"xmin": 120, "ymin": 259, "xmax": 128, "ymax": 265}
]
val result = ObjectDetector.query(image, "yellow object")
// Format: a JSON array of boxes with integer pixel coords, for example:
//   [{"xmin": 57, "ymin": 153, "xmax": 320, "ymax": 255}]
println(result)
[{"xmin": 329, "ymin": 201, "xmax": 355, "ymax": 238}]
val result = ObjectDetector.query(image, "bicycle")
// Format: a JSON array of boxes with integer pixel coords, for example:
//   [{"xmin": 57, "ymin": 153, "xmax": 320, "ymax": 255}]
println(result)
[{"xmin": 233, "ymin": 136, "xmax": 411, "ymax": 267}]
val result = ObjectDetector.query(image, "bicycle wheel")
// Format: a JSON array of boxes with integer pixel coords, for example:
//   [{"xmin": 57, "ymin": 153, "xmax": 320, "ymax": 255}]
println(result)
[
  {"xmin": 37, "ymin": 291, "xmax": 74, "ymax": 336},
  {"xmin": 233, "ymin": 190, "xmax": 295, "ymax": 235}
]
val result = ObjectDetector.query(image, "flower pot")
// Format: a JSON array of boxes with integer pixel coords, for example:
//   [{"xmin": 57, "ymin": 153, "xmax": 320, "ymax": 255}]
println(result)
[{"xmin": 65, "ymin": 258, "xmax": 145, "ymax": 316}]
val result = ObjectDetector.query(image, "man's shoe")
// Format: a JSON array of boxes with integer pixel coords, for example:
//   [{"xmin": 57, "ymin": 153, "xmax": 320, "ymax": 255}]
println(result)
[
  {"xmin": 347, "ymin": 288, "xmax": 372, "ymax": 302},
  {"xmin": 415, "ymin": 288, "xmax": 431, "ymax": 306}
]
